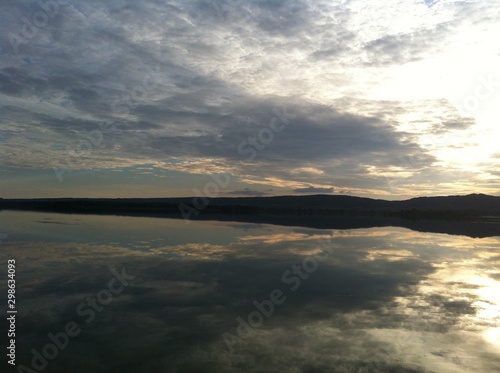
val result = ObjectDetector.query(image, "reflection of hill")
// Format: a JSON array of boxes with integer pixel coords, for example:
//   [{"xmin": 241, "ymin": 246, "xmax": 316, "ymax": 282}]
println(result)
[
  {"xmin": 189, "ymin": 213, "xmax": 500, "ymax": 239},
  {"xmin": 1, "ymin": 194, "xmax": 500, "ymax": 238}
]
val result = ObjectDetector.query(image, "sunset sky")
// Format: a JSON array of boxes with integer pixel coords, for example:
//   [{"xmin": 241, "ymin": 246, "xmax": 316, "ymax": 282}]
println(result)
[{"xmin": 1, "ymin": 0, "xmax": 499, "ymax": 199}]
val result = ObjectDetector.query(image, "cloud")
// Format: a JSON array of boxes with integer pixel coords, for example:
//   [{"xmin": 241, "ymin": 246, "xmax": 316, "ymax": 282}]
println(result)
[
  {"xmin": 0, "ymin": 0, "xmax": 499, "ymax": 198},
  {"xmin": 227, "ymin": 188, "xmax": 267, "ymax": 196},
  {"xmin": 293, "ymin": 186, "xmax": 334, "ymax": 194}
]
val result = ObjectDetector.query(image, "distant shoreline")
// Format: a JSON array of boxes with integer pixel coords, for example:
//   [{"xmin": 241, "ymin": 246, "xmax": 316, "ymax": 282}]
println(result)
[
  {"xmin": 1, "ymin": 195, "xmax": 500, "ymax": 238},
  {"xmin": 1, "ymin": 194, "xmax": 500, "ymax": 219}
]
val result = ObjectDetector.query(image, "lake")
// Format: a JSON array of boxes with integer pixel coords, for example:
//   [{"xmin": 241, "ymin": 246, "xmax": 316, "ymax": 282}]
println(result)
[{"xmin": 1, "ymin": 210, "xmax": 499, "ymax": 372}]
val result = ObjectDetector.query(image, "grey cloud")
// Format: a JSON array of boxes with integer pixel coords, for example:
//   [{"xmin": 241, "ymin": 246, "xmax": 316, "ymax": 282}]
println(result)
[
  {"xmin": 0, "ymin": 0, "xmax": 496, "ymax": 196},
  {"xmin": 362, "ymin": 28, "xmax": 444, "ymax": 67},
  {"xmin": 294, "ymin": 186, "xmax": 334, "ymax": 194},
  {"xmin": 430, "ymin": 117, "xmax": 475, "ymax": 134},
  {"xmin": 0, "ymin": 66, "xmax": 49, "ymax": 96},
  {"xmin": 142, "ymin": 98, "xmax": 433, "ymax": 165},
  {"xmin": 227, "ymin": 188, "xmax": 267, "ymax": 196}
]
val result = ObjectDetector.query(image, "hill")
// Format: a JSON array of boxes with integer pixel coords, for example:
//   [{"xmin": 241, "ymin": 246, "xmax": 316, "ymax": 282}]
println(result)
[
  {"xmin": 1, "ymin": 194, "xmax": 500, "ymax": 237},
  {"xmin": 1, "ymin": 193, "xmax": 500, "ymax": 214}
]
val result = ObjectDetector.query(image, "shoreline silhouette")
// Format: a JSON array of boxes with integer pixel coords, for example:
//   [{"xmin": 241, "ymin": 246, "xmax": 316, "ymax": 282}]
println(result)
[{"xmin": 1, "ymin": 194, "xmax": 499, "ymax": 238}]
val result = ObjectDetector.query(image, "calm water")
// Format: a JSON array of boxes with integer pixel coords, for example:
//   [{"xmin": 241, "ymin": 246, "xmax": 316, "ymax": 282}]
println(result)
[{"xmin": 1, "ymin": 210, "xmax": 499, "ymax": 373}]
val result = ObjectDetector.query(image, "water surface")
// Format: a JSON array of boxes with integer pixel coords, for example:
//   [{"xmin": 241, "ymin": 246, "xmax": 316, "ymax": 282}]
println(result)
[{"xmin": 1, "ymin": 211, "xmax": 499, "ymax": 372}]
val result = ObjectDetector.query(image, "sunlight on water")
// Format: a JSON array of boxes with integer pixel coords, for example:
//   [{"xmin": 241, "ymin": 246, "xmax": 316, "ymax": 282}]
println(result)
[{"xmin": 1, "ymin": 210, "xmax": 499, "ymax": 372}]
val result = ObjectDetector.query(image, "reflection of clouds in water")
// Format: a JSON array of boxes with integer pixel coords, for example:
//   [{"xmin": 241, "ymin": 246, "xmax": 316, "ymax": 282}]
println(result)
[{"xmin": 2, "ymin": 224, "xmax": 500, "ymax": 372}]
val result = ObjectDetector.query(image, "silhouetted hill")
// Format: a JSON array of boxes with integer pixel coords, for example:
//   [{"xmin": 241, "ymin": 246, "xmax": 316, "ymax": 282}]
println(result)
[
  {"xmin": 171, "ymin": 193, "xmax": 500, "ymax": 213},
  {"xmin": 1, "ymin": 194, "xmax": 500, "ymax": 237},
  {"xmin": 396, "ymin": 193, "xmax": 500, "ymax": 212},
  {"xmin": 1, "ymin": 193, "xmax": 500, "ymax": 214}
]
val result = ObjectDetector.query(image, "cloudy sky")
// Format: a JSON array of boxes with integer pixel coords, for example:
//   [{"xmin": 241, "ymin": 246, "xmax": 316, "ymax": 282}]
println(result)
[{"xmin": 0, "ymin": 0, "xmax": 499, "ymax": 199}]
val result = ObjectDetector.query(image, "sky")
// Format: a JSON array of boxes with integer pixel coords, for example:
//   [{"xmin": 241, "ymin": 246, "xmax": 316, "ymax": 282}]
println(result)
[{"xmin": 0, "ymin": 0, "xmax": 499, "ymax": 199}]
